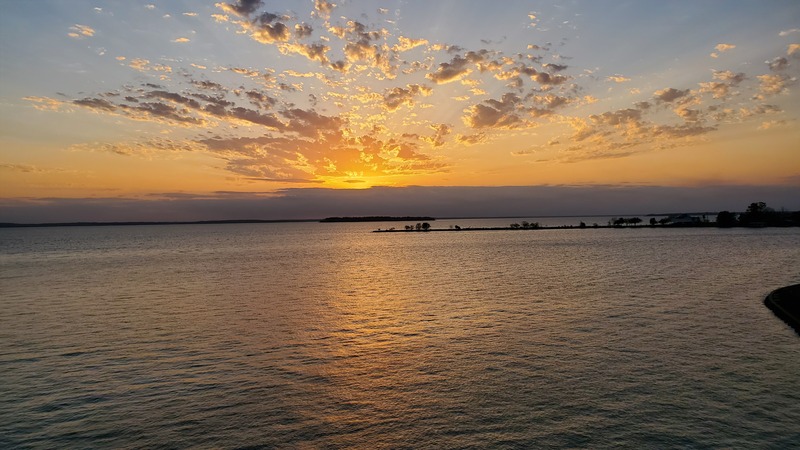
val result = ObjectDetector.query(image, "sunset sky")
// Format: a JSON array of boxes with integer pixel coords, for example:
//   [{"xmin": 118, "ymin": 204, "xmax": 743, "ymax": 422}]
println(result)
[{"xmin": 1, "ymin": 0, "xmax": 799, "ymax": 221}]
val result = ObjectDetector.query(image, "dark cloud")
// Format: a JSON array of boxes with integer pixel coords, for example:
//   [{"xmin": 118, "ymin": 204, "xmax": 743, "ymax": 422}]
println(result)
[
  {"xmin": 383, "ymin": 84, "xmax": 431, "ymax": 110},
  {"xmin": 543, "ymin": 63, "xmax": 568, "ymax": 72},
  {"xmin": 255, "ymin": 11, "xmax": 280, "ymax": 24},
  {"xmin": 191, "ymin": 93, "xmax": 235, "ymax": 108},
  {"xmin": 145, "ymin": 90, "xmax": 201, "ymax": 109},
  {"xmin": 654, "ymin": 88, "xmax": 690, "ymax": 103},
  {"xmin": 654, "ymin": 123, "xmax": 716, "ymax": 138},
  {"xmin": 531, "ymin": 71, "xmax": 568, "ymax": 85},
  {"xmin": 769, "ymin": 56, "xmax": 789, "ymax": 71},
  {"xmin": 426, "ymin": 55, "xmax": 472, "ymax": 84},
  {"xmin": 224, "ymin": 0, "xmax": 263, "ymax": 17},
  {"xmin": 590, "ymin": 108, "xmax": 642, "ymax": 126},
  {"xmin": 457, "ymin": 133, "xmax": 487, "ymax": 145},
  {"xmin": 252, "ymin": 19, "xmax": 290, "ymax": 43},
  {"xmin": 426, "ymin": 50, "xmax": 492, "ymax": 84},
  {"xmin": 464, "ymin": 93, "xmax": 525, "ymax": 128},
  {"xmin": 245, "ymin": 90, "xmax": 277, "ymax": 108},
  {"xmin": 294, "ymin": 23, "xmax": 313, "ymax": 39},
  {"xmin": 281, "ymin": 108, "xmax": 343, "ymax": 137},
  {"xmin": 192, "ymin": 80, "xmax": 226, "ymax": 91},
  {"xmin": 73, "ymin": 97, "xmax": 116, "ymax": 111},
  {"xmin": 228, "ymin": 107, "xmax": 284, "ymax": 128},
  {"xmin": 131, "ymin": 102, "xmax": 203, "ymax": 124}
]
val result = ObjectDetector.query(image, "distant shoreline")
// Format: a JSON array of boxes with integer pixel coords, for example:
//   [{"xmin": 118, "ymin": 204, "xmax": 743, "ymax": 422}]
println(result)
[
  {"xmin": 320, "ymin": 216, "xmax": 435, "ymax": 223},
  {"xmin": 0, "ymin": 219, "xmax": 317, "ymax": 228}
]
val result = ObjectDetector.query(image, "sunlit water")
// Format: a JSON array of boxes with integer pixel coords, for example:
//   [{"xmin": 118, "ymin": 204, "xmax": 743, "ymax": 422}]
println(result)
[{"xmin": 1, "ymin": 220, "xmax": 799, "ymax": 448}]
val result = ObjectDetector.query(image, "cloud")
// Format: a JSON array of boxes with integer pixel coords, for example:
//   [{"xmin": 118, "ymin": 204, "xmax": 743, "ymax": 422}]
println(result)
[
  {"xmin": 757, "ymin": 74, "xmax": 789, "ymax": 96},
  {"xmin": 607, "ymin": 75, "xmax": 630, "ymax": 83},
  {"xmin": 426, "ymin": 50, "xmax": 493, "ymax": 85},
  {"xmin": 789, "ymin": 44, "xmax": 800, "ymax": 56},
  {"xmin": 278, "ymin": 42, "xmax": 330, "ymax": 63},
  {"xmin": 383, "ymin": 84, "xmax": 432, "ymax": 110},
  {"xmin": 426, "ymin": 55, "xmax": 473, "ymax": 84},
  {"xmin": 129, "ymin": 59, "xmax": 172, "ymax": 73},
  {"xmin": 426, "ymin": 123, "xmax": 452, "ymax": 147},
  {"xmin": 463, "ymin": 93, "xmax": 525, "ymax": 129},
  {"xmin": 68, "ymin": 24, "xmax": 95, "ymax": 39},
  {"xmin": 393, "ymin": 36, "xmax": 428, "ymax": 52},
  {"xmin": 698, "ymin": 71, "xmax": 745, "ymax": 99},
  {"xmin": 0, "ymin": 163, "xmax": 45, "ymax": 173},
  {"xmin": 249, "ymin": 13, "xmax": 291, "ymax": 43},
  {"xmin": 654, "ymin": 87, "xmax": 690, "ymax": 103},
  {"xmin": 172, "ymin": 37, "xmax": 190, "ymax": 43},
  {"xmin": 758, "ymin": 119, "xmax": 788, "ymax": 130},
  {"xmin": 216, "ymin": 0, "xmax": 263, "ymax": 17},
  {"xmin": 457, "ymin": 133, "xmax": 487, "ymax": 145},
  {"xmin": 710, "ymin": 43, "xmax": 735, "ymax": 58},
  {"xmin": 197, "ymin": 130, "xmax": 445, "ymax": 182},
  {"xmin": 314, "ymin": 0, "xmax": 336, "ymax": 18},
  {"xmin": 294, "ymin": 23, "xmax": 313, "ymax": 39},
  {"xmin": 73, "ymin": 97, "xmax": 117, "ymax": 112},
  {"xmin": 779, "ymin": 28, "xmax": 800, "ymax": 37},
  {"xmin": 768, "ymin": 57, "xmax": 789, "ymax": 71},
  {"xmin": 542, "ymin": 63, "xmax": 568, "ymax": 72},
  {"xmin": 24, "ymin": 96, "xmax": 67, "ymax": 111}
]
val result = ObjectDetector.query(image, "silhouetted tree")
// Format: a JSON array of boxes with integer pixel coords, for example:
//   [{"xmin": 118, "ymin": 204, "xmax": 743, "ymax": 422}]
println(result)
[
  {"xmin": 422, "ymin": 222, "xmax": 431, "ymax": 231},
  {"xmin": 715, "ymin": 211, "xmax": 737, "ymax": 227},
  {"xmin": 740, "ymin": 202, "xmax": 775, "ymax": 226},
  {"xmin": 649, "ymin": 218, "xmax": 657, "ymax": 226},
  {"xmin": 510, "ymin": 223, "xmax": 521, "ymax": 229},
  {"xmin": 629, "ymin": 217, "xmax": 642, "ymax": 226}
]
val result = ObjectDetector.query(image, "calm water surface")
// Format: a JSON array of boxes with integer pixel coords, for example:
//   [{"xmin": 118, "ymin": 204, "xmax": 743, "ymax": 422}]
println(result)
[{"xmin": 1, "ymin": 221, "xmax": 799, "ymax": 448}]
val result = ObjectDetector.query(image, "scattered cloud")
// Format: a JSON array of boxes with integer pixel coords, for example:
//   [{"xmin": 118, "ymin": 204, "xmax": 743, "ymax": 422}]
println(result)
[
  {"xmin": 383, "ymin": 84, "xmax": 431, "ymax": 110},
  {"xmin": 654, "ymin": 88, "xmax": 690, "ymax": 103},
  {"xmin": 607, "ymin": 75, "xmax": 630, "ymax": 83},
  {"xmin": 30, "ymin": 3, "xmax": 800, "ymax": 187},
  {"xmin": 68, "ymin": 24, "xmax": 95, "ymax": 39},
  {"xmin": 757, "ymin": 74, "xmax": 789, "ymax": 96},
  {"xmin": 710, "ymin": 43, "xmax": 735, "ymax": 58},
  {"xmin": 24, "ymin": 96, "xmax": 67, "ymax": 111}
]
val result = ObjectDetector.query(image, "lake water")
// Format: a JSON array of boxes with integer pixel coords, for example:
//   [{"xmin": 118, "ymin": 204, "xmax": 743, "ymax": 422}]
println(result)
[{"xmin": 1, "ymin": 220, "xmax": 798, "ymax": 448}]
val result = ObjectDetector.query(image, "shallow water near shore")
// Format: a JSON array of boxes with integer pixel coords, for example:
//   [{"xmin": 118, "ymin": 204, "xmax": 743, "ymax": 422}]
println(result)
[{"xmin": 1, "ymin": 221, "xmax": 799, "ymax": 448}]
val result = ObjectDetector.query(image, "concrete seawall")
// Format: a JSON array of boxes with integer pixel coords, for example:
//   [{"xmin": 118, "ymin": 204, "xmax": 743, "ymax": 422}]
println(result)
[{"xmin": 764, "ymin": 284, "xmax": 800, "ymax": 336}]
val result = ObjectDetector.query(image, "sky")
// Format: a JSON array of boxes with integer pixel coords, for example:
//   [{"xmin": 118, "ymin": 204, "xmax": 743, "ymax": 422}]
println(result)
[{"xmin": 1, "ymin": 0, "xmax": 799, "ymax": 222}]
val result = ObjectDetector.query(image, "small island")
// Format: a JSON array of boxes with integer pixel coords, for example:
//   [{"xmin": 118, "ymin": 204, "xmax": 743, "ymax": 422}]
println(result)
[{"xmin": 373, "ymin": 202, "xmax": 800, "ymax": 233}]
